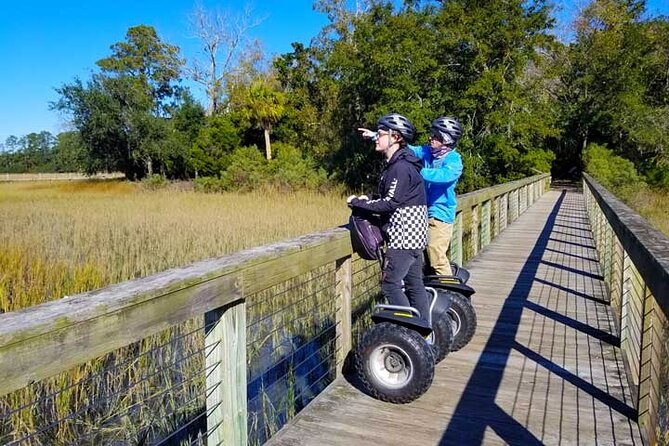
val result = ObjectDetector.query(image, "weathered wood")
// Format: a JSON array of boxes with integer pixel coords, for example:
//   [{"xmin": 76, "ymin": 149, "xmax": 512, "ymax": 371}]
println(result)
[
  {"xmin": 584, "ymin": 174, "xmax": 669, "ymax": 319},
  {"xmin": 267, "ymin": 190, "xmax": 642, "ymax": 446},
  {"xmin": 0, "ymin": 270, "xmax": 242, "ymax": 397},
  {"xmin": 500, "ymin": 193, "xmax": 508, "ymax": 232},
  {"xmin": 642, "ymin": 293, "xmax": 667, "ymax": 446},
  {"xmin": 585, "ymin": 174, "xmax": 669, "ymax": 444},
  {"xmin": 456, "ymin": 173, "xmax": 549, "ymax": 212},
  {"xmin": 0, "ymin": 227, "xmax": 350, "ymax": 396},
  {"xmin": 205, "ymin": 301, "xmax": 247, "ymax": 445},
  {"xmin": 481, "ymin": 200, "xmax": 491, "ymax": 248},
  {"xmin": 242, "ymin": 234, "xmax": 351, "ymax": 295},
  {"xmin": 470, "ymin": 206, "xmax": 480, "ymax": 259},
  {"xmin": 451, "ymin": 212, "xmax": 463, "ymax": 266},
  {"xmin": 335, "ymin": 256, "xmax": 352, "ymax": 376}
]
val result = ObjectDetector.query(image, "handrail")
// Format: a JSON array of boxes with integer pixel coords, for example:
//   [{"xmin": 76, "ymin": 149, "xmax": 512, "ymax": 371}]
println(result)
[
  {"xmin": 583, "ymin": 173, "xmax": 669, "ymax": 445},
  {"xmin": 583, "ymin": 174, "xmax": 669, "ymax": 316},
  {"xmin": 0, "ymin": 227, "xmax": 351, "ymax": 396},
  {"xmin": 0, "ymin": 173, "xmax": 550, "ymax": 445}
]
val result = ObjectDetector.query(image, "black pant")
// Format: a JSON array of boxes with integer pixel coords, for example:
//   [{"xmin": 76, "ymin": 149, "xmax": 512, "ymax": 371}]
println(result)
[{"xmin": 381, "ymin": 248, "xmax": 429, "ymax": 324}]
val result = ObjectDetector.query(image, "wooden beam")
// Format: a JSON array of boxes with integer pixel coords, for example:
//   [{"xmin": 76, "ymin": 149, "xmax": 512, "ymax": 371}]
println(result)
[
  {"xmin": 205, "ymin": 301, "xmax": 248, "ymax": 445},
  {"xmin": 0, "ymin": 227, "xmax": 350, "ymax": 396},
  {"xmin": 335, "ymin": 256, "xmax": 352, "ymax": 376},
  {"xmin": 583, "ymin": 174, "xmax": 669, "ymax": 320}
]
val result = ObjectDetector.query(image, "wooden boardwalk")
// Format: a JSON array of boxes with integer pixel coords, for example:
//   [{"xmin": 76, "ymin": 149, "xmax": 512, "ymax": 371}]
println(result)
[{"xmin": 267, "ymin": 188, "xmax": 643, "ymax": 446}]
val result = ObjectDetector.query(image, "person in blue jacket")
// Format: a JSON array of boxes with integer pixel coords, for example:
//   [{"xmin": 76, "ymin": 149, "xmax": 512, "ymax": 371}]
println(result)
[
  {"xmin": 351, "ymin": 113, "xmax": 430, "ymax": 322},
  {"xmin": 409, "ymin": 117, "xmax": 463, "ymax": 276}
]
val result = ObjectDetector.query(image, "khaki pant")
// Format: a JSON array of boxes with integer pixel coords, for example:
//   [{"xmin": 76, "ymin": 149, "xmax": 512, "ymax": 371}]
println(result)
[{"xmin": 427, "ymin": 218, "xmax": 453, "ymax": 275}]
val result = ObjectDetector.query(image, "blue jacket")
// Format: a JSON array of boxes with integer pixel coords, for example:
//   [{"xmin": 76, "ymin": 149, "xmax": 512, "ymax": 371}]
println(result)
[{"xmin": 409, "ymin": 144, "xmax": 463, "ymax": 224}]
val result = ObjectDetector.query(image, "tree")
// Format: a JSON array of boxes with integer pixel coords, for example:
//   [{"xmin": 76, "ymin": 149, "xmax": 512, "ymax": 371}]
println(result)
[
  {"xmin": 53, "ymin": 25, "xmax": 186, "ymax": 179},
  {"xmin": 187, "ymin": 2, "xmax": 263, "ymax": 115},
  {"xmin": 283, "ymin": 0, "xmax": 557, "ymax": 188},
  {"xmin": 96, "ymin": 25, "xmax": 184, "ymax": 115},
  {"xmin": 230, "ymin": 76, "xmax": 286, "ymax": 160},
  {"xmin": 555, "ymin": 0, "xmax": 669, "ymax": 179}
]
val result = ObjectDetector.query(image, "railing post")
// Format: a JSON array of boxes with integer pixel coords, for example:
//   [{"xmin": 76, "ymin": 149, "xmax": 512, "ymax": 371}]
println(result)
[
  {"xmin": 470, "ymin": 205, "xmax": 480, "ymax": 259},
  {"xmin": 611, "ymin": 236, "xmax": 624, "ymax": 325},
  {"xmin": 604, "ymin": 222, "xmax": 613, "ymax": 293},
  {"xmin": 638, "ymin": 285, "xmax": 667, "ymax": 446},
  {"xmin": 205, "ymin": 301, "xmax": 248, "ymax": 446},
  {"xmin": 509, "ymin": 190, "xmax": 516, "ymax": 222},
  {"xmin": 521, "ymin": 185, "xmax": 528, "ymax": 214},
  {"xmin": 335, "ymin": 256, "xmax": 352, "ymax": 376},
  {"xmin": 492, "ymin": 196, "xmax": 500, "ymax": 239},
  {"xmin": 481, "ymin": 200, "xmax": 491, "ymax": 248},
  {"xmin": 500, "ymin": 193, "xmax": 508, "ymax": 231},
  {"xmin": 620, "ymin": 249, "xmax": 631, "ymax": 352},
  {"xmin": 451, "ymin": 211, "xmax": 463, "ymax": 266}
]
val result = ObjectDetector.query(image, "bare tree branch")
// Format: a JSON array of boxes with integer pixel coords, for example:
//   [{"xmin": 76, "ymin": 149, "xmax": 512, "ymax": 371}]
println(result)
[{"xmin": 186, "ymin": 2, "xmax": 266, "ymax": 115}]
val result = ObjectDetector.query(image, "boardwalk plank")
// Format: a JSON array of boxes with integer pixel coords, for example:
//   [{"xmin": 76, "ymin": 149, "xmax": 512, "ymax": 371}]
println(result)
[{"xmin": 266, "ymin": 189, "xmax": 643, "ymax": 446}]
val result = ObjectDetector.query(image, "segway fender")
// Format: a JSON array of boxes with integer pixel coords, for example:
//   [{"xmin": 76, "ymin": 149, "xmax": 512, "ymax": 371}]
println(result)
[
  {"xmin": 371, "ymin": 310, "xmax": 432, "ymax": 337},
  {"xmin": 424, "ymin": 279, "xmax": 475, "ymax": 298}
]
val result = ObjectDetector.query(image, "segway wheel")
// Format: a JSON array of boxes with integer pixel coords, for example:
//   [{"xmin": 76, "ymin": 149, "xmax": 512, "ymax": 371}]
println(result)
[
  {"xmin": 447, "ymin": 291, "xmax": 477, "ymax": 351},
  {"xmin": 356, "ymin": 322, "xmax": 435, "ymax": 403},
  {"xmin": 431, "ymin": 312, "xmax": 453, "ymax": 363}
]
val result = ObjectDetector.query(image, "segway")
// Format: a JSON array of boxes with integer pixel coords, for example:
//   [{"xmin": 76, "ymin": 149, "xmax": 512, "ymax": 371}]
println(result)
[
  {"xmin": 424, "ymin": 263, "xmax": 477, "ymax": 351},
  {"xmin": 349, "ymin": 214, "xmax": 455, "ymax": 403}
]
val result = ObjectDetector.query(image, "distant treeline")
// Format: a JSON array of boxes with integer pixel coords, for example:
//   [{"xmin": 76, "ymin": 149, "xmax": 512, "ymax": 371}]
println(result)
[
  {"xmin": 2, "ymin": 0, "xmax": 667, "ymax": 192},
  {"xmin": 0, "ymin": 132, "xmax": 81, "ymax": 174}
]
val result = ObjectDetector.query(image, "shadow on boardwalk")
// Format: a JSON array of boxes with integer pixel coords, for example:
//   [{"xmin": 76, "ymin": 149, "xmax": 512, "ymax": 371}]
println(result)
[{"xmin": 440, "ymin": 190, "xmax": 637, "ymax": 445}]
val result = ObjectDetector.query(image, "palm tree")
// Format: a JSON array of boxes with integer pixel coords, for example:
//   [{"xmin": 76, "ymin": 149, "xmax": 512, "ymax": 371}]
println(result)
[{"xmin": 240, "ymin": 79, "xmax": 286, "ymax": 160}]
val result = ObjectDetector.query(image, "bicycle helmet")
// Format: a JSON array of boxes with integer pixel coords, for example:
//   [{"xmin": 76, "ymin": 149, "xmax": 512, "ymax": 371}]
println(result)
[
  {"xmin": 430, "ymin": 116, "xmax": 462, "ymax": 145},
  {"xmin": 377, "ymin": 113, "xmax": 416, "ymax": 143}
]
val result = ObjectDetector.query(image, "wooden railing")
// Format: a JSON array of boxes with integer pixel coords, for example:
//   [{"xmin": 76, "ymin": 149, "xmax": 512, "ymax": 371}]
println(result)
[
  {"xmin": 0, "ymin": 173, "xmax": 549, "ymax": 445},
  {"xmin": 583, "ymin": 174, "xmax": 669, "ymax": 445}
]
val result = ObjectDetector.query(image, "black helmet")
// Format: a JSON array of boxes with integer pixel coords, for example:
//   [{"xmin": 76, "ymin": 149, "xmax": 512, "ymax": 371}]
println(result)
[
  {"xmin": 431, "ymin": 116, "xmax": 462, "ymax": 145},
  {"xmin": 377, "ymin": 113, "xmax": 416, "ymax": 143}
]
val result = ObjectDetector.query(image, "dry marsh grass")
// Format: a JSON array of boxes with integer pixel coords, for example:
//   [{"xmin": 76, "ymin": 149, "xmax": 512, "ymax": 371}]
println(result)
[
  {"xmin": 0, "ymin": 180, "xmax": 349, "ymax": 312},
  {"xmin": 618, "ymin": 185, "xmax": 669, "ymax": 236},
  {"xmin": 0, "ymin": 180, "xmax": 351, "ymax": 444}
]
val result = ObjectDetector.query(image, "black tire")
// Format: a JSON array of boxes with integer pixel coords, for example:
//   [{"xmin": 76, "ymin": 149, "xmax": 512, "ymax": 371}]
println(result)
[
  {"xmin": 430, "ymin": 312, "xmax": 453, "ymax": 363},
  {"xmin": 446, "ymin": 291, "xmax": 477, "ymax": 351},
  {"xmin": 355, "ymin": 322, "xmax": 435, "ymax": 403}
]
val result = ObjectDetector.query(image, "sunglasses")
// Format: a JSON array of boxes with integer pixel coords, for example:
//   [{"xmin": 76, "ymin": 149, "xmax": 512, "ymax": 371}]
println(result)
[
  {"xmin": 372, "ymin": 129, "xmax": 390, "ymax": 142},
  {"xmin": 429, "ymin": 132, "xmax": 444, "ymax": 143}
]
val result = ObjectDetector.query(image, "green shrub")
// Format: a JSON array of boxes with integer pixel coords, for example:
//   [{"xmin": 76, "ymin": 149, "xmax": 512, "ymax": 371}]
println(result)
[
  {"xmin": 193, "ymin": 176, "xmax": 226, "ymax": 193},
  {"xmin": 194, "ymin": 144, "xmax": 331, "ymax": 193},
  {"xmin": 520, "ymin": 148, "xmax": 556, "ymax": 175},
  {"xmin": 219, "ymin": 146, "xmax": 270, "ymax": 191},
  {"xmin": 141, "ymin": 174, "xmax": 168, "ymax": 190},
  {"xmin": 270, "ymin": 143, "xmax": 329, "ymax": 190},
  {"xmin": 583, "ymin": 143, "xmax": 644, "ymax": 190}
]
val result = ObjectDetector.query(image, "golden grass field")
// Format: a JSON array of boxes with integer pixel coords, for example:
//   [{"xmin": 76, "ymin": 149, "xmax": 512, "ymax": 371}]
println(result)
[
  {"xmin": 0, "ymin": 180, "xmax": 349, "ymax": 313},
  {"xmin": 0, "ymin": 180, "xmax": 357, "ymax": 445},
  {"xmin": 618, "ymin": 185, "xmax": 669, "ymax": 236}
]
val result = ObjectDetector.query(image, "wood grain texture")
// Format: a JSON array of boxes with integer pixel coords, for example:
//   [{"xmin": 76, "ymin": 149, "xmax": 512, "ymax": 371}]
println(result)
[{"xmin": 267, "ymin": 189, "xmax": 643, "ymax": 446}]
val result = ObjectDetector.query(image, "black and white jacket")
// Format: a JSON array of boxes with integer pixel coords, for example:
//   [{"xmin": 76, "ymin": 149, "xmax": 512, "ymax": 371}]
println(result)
[{"xmin": 349, "ymin": 148, "xmax": 428, "ymax": 250}]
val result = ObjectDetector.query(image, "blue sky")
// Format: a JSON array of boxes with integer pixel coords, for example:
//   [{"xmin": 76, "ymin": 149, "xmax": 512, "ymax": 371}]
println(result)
[{"xmin": 0, "ymin": 0, "xmax": 667, "ymax": 144}]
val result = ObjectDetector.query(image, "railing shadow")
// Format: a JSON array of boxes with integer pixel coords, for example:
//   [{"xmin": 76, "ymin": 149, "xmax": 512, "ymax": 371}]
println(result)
[{"xmin": 440, "ymin": 190, "xmax": 636, "ymax": 445}]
